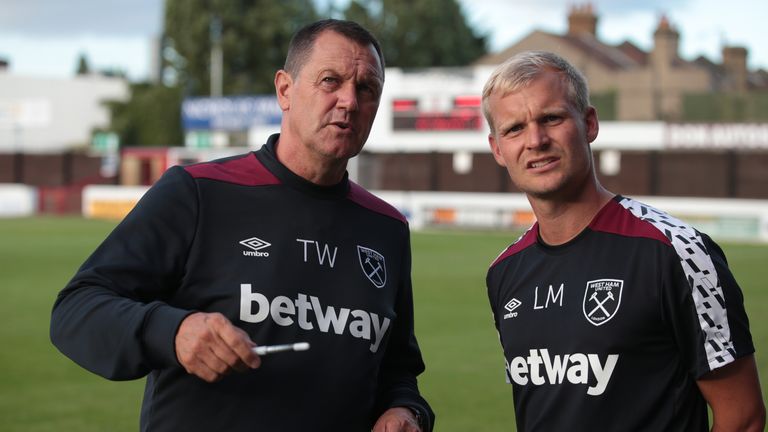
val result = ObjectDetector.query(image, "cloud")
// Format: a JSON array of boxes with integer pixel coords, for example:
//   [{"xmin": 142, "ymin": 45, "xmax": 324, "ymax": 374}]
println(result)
[{"xmin": 0, "ymin": 0, "xmax": 163, "ymax": 37}]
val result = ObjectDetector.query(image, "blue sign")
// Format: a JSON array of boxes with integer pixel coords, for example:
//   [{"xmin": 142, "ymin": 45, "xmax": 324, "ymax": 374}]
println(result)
[{"xmin": 182, "ymin": 96, "xmax": 282, "ymax": 131}]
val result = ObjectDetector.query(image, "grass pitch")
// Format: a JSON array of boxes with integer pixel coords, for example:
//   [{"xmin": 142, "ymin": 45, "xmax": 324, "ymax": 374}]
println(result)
[{"xmin": 0, "ymin": 217, "xmax": 766, "ymax": 431}]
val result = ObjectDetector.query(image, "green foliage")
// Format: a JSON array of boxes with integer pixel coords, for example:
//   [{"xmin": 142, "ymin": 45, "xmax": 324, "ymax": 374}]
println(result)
[
  {"xmin": 4, "ymin": 218, "xmax": 766, "ymax": 431},
  {"xmin": 106, "ymin": 83, "xmax": 184, "ymax": 146},
  {"xmin": 163, "ymin": 0, "xmax": 319, "ymax": 96},
  {"xmin": 590, "ymin": 90, "xmax": 617, "ymax": 121},
  {"xmin": 683, "ymin": 92, "xmax": 768, "ymax": 121},
  {"xmin": 109, "ymin": 0, "xmax": 488, "ymax": 146},
  {"xmin": 75, "ymin": 53, "xmax": 91, "ymax": 76},
  {"xmin": 104, "ymin": 1, "xmax": 318, "ymax": 147},
  {"xmin": 343, "ymin": 0, "xmax": 487, "ymax": 68}
]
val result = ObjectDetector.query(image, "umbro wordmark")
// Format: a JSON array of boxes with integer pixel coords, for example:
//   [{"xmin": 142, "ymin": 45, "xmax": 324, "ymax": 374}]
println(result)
[{"xmin": 240, "ymin": 237, "xmax": 271, "ymax": 257}]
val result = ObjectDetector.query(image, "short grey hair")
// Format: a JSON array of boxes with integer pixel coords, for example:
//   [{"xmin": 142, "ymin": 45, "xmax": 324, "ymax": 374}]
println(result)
[
  {"xmin": 284, "ymin": 19, "xmax": 385, "ymax": 80},
  {"xmin": 481, "ymin": 50, "xmax": 590, "ymax": 134}
]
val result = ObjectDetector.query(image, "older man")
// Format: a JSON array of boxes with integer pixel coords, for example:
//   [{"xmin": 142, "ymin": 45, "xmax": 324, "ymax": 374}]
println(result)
[{"xmin": 51, "ymin": 19, "xmax": 433, "ymax": 432}]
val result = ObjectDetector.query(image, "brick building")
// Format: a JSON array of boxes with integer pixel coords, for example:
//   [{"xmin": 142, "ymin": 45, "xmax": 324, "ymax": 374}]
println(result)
[{"xmin": 475, "ymin": 4, "xmax": 768, "ymax": 121}]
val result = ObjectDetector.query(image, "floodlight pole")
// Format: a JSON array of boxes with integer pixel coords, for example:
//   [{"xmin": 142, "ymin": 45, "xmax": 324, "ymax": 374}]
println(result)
[{"xmin": 210, "ymin": 15, "xmax": 223, "ymax": 97}]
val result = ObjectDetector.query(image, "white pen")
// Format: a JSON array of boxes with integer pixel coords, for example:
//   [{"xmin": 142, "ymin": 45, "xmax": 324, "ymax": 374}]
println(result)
[{"xmin": 252, "ymin": 342, "xmax": 311, "ymax": 356}]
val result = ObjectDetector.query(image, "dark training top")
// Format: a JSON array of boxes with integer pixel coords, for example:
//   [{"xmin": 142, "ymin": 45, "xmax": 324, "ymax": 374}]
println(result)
[
  {"xmin": 486, "ymin": 196, "xmax": 754, "ymax": 431},
  {"xmin": 51, "ymin": 134, "xmax": 433, "ymax": 431}
]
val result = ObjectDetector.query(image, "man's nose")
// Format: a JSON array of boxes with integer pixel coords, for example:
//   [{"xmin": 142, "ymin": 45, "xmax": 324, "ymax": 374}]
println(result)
[
  {"xmin": 526, "ymin": 123, "xmax": 550, "ymax": 149},
  {"xmin": 336, "ymin": 83, "xmax": 359, "ymax": 112}
]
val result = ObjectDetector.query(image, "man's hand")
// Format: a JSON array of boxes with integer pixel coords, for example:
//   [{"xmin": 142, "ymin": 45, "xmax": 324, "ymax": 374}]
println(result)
[
  {"xmin": 372, "ymin": 407, "xmax": 422, "ymax": 432},
  {"xmin": 175, "ymin": 312, "xmax": 261, "ymax": 382}
]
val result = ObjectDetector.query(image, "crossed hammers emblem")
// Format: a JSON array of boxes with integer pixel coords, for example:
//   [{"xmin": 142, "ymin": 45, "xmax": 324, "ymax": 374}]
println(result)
[
  {"xmin": 364, "ymin": 256, "xmax": 384, "ymax": 285},
  {"xmin": 587, "ymin": 291, "xmax": 615, "ymax": 318},
  {"xmin": 358, "ymin": 245, "xmax": 386, "ymax": 288}
]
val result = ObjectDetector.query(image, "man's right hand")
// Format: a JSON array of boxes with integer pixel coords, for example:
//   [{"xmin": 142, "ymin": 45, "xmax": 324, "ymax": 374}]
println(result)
[{"xmin": 174, "ymin": 312, "xmax": 261, "ymax": 382}]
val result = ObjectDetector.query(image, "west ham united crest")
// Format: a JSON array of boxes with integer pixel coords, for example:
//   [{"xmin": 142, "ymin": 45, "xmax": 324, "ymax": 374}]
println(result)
[
  {"xmin": 357, "ymin": 245, "xmax": 386, "ymax": 288},
  {"xmin": 583, "ymin": 279, "xmax": 623, "ymax": 326}
]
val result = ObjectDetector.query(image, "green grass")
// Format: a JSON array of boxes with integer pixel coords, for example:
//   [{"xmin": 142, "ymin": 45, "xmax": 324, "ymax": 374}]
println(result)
[
  {"xmin": 1, "ymin": 217, "xmax": 766, "ymax": 431},
  {"xmin": 0, "ymin": 217, "xmax": 144, "ymax": 431},
  {"xmin": 412, "ymin": 230, "xmax": 516, "ymax": 431}
]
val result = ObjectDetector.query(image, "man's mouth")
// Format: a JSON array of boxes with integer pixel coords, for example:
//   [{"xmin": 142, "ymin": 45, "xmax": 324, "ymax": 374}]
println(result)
[
  {"xmin": 528, "ymin": 158, "xmax": 557, "ymax": 169},
  {"xmin": 330, "ymin": 121, "xmax": 351, "ymax": 130}
]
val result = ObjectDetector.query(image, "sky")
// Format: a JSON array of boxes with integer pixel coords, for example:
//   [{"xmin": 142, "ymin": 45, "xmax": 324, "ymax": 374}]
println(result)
[{"xmin": 0, "ymin": 0, "xmax": 766, "ymax": 82}]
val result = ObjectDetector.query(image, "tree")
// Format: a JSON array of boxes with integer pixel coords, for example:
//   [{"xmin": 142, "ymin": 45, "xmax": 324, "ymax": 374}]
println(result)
[
  {"xmin": 106, "ymin": 83, "xmax": 185, "ymax": 146},
  {"xmin": 163, "ymin": 0, "xmax": 319, "ymax": 97},
  {"xmin": 110, "ymin": 0, "xmax": 485, "ymax": 147},
  {"xmin": 343, "ymin": 0, "xmax": 487, "ymax": 68},
  {"xmin": 104, "ymin": 1, "xmax": 318, "ymax": 147},
  {"xmin": 75, "ymin": 52, "xmax": 91, "ymax": 75}
]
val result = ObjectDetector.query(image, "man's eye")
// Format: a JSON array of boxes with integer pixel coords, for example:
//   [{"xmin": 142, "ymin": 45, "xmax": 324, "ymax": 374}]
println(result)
[{"xmin": 358, "ymin": 84, "xmax": 378, "ymax": 96}]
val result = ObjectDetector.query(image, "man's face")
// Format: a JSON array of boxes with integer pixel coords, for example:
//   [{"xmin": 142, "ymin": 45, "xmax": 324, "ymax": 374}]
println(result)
[
  {"xmin": 276, "ymin": 30, "xmax": 384, "ymax": 167},
  {"xmin": 487, "ymin": 70, "xmax": 598, "ymax": 200}
]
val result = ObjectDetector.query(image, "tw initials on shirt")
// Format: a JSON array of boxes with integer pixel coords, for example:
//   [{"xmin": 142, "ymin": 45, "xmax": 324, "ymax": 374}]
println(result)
[{"xmin": 296, "ymin": 238, "xmax": 338, "ymax": 268}]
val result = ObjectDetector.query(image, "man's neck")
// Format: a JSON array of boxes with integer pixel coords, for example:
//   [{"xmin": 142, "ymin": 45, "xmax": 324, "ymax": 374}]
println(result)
[
  {"xmin": 274, "ymin": 135, "xmax": 347, "ymax": 186},
  {"xmin": 529, "ymin": 185, "xmax": 614, "ymax": 246}
]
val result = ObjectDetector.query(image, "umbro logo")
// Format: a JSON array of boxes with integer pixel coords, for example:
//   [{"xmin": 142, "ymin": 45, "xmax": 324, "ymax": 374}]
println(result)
[
  {"xmin": 503, "ymin": 298, "xmax": 521, "ymax": 319},
  {"xmin": 240, "ymin": 237, "xmax": 271, "ymax": 257}
]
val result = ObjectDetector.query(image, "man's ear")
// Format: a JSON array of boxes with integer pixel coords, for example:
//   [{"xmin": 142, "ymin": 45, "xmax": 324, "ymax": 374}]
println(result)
[
  {"xmin": 489, "ymin": 133, "xmax": 507, "ymax": 167},
  {"xmin": 275, "ymin": 70, "xmax": 292, "ymax": 111},
  {"xmin": 585, "ymin": 106, "xmax": 599, "ymax": 143}
]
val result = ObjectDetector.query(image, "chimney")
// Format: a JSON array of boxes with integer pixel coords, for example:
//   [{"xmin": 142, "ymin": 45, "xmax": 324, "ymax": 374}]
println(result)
[
  {"xmin": 651, "ymin": 15, "xmax": 680, "ymax": 69},
  {"xmin": 567, "ymin": 3, "xmax": 598, "ymax": 37},
  {"xmin": 722, "ymin": 46, "xmax": 748, "ymax": 92}
]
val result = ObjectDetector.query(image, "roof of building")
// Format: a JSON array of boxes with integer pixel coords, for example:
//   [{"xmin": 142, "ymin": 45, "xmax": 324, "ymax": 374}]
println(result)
[{"xmin": 472, "ymin": 5, "xmax": 766, "ymax": 91}]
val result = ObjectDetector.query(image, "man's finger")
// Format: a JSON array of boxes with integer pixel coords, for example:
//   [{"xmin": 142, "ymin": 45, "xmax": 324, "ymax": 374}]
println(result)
[
  {"xmin": 192, "ymin": 359, "xmax": 224, "ymax": 383},
  {"xmin": 208, "ymin": 329, "xmax": 257, "ymax": 371},
  {"xmin": 209, "ymin": 314, "xmax": 261, "ymax": 368},
  {"xmin": 175, "ymin": 312, "xmax": 260, "ymax": 379}
]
